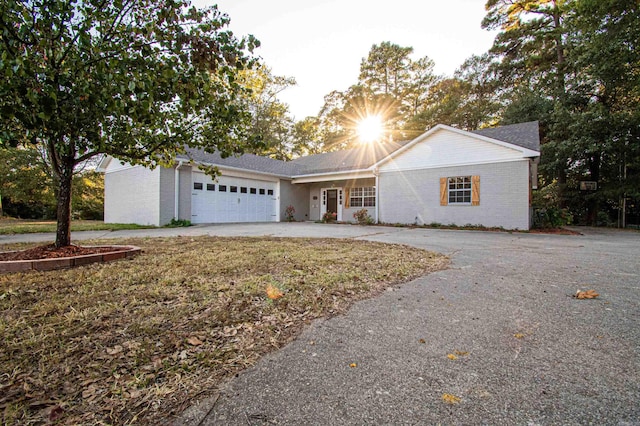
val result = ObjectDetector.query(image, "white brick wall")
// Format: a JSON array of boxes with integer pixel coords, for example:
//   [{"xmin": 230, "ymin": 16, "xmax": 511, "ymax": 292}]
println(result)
[
  {"xmin": 104, "ymin": 165, "xmax": 161, "ymax": 226},
  {"xmin": 379, "ymin": 160, "xmax": 531, "ymax": 230}
]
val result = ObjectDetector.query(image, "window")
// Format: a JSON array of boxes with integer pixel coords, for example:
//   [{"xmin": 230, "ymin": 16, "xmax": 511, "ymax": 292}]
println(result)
[
  {"xmin": 349, "ymin": 187, "xmax": 376, "ymax": 208},
  {"xmin": 448, "ymin": 176, "xmax": 471, "ymax": 204},
  {"xmin": 206, "ymin": 184, "xmax": 215, "ymax": 191},
  {"xmin": 193, "ymin": 182, "xmax": 203, "ymax": 190},
  {"xmin": 267, "ymin": 189, "xmax": 274, "ymax": 195},
  {"xmin": 259, "ymin": 188, "xmax": 265, "ymax": 195},
  {"xmin": 230, "ymin": 186, "xmax": 238, "ymax": 193},
  {"xmin": 219, "ymin": 185, "xmax": 227, "ymax": 192},
  {"xmin": 240, "ymin": 187, "xmax": 247, "ymax": 193},
  {"xmin": 250, "ymin": 188, "xmax": 257, "ymax": 194}
]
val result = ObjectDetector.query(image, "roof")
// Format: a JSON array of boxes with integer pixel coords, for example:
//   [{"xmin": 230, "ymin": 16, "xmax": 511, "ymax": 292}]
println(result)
[
  {"xmin": 177, "ymin": 148, "xmax": 298, "ymax": 177},
  {"xmin": 135, "ymin": 121, "xmax": 540, "ymax": 178},
  {"xmin": 289, "ymin": 140, "xmax": 411, "ymax": 175},
  {"xmin": 471, "ymin": 121, "xmax": 540, "ymax": 152}
]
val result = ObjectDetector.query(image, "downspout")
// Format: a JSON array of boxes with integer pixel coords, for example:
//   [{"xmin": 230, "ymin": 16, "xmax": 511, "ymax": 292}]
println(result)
[
  {"xmin": 174, "ymin": 160, "xmax": 184, "ymax": 220},
  {"xmin": 374, "ymin": 168, "xmax": 379, "ymax": 224}
]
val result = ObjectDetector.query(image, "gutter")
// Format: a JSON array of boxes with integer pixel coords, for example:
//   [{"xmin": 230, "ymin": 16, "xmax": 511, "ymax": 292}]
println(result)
[{"xmin": 374, "ymin": 168, "xmax": 380, "ymax": 224}]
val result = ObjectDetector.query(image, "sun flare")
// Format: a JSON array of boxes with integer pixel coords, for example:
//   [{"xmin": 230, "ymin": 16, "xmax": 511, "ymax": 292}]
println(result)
[{"xmin": 357, "ymin": 115, "xmax": 383, "ymax": 143}]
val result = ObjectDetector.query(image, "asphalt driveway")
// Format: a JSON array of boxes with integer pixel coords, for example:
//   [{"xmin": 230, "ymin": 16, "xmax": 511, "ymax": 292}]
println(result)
[
  {"xmin": 180, "ymin": 225, "xmax": 640, "ymax": 425},
  {"xmin": 3, "ymin": 224, "xmax": 639, "ymax": 424}
]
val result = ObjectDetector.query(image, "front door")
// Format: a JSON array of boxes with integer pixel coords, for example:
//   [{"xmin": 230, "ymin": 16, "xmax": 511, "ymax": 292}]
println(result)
[{"xmin": 327, "ymin": 189, "xmax": 338, "ymax": 214}]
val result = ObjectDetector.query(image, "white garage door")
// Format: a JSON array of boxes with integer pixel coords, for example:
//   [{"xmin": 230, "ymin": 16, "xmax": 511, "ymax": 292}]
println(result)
[{"xmin": 191, "ymin": 172, "xmax": 278, "ymax": 223}]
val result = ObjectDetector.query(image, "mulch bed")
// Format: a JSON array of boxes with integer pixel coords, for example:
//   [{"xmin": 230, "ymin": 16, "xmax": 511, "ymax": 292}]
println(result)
[{"xmin": 0, "ymin": 244, "xmax": 128, "ymax": 261}]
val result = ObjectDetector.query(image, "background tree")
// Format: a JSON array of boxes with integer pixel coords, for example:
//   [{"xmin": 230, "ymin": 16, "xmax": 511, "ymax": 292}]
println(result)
[
  {"xmin": 482, "ymin": 0, "xmax": 574, "ymax": 209},
  {"xmin": 240, "ymin": 66, "xmax": 296, "ymax": 160},
  {"xmin": 562, "ymin": 0, "xmax": 640, "ymax": 225},
  {"xmin": 0, "ymin": 146, "xmax": 104, "ymax": 219},
  {"xmin": 406, "ymin": 54, "xmax": 502, "ymax": 132},
  {"xmin": 0, "ymin": 0, "xmax": 259, "ymax": 246},
  {"xmin": 0, "ymin": 146, "xmax": 55, "ymax": 218},
  {"xmin": 483, "ymin": 0, "xmax": 639, "ymax": 225},
  {"xmin": 310, "ymin": 42, "xmax": 439, "ymax": 149},
  {"xmin": 291, "ymin": 116, "xmax": 325, "ymax": 157}
]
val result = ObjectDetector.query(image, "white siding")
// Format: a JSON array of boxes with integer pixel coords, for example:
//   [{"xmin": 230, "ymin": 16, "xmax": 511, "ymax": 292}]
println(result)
[
  {"xmin": 159, "ymin": 167, "xmax": 176, "ymax": 226},
  {"xmin": 104, "ymin": 165, "xmax": 161, "ymax": 226},
  {"xmin": 380, "ymin": 128, "xmax": 525, "ymax": 172},
  {"xmin": 378, "ymin": 160, "xmax": 531, "ymax": 230}
]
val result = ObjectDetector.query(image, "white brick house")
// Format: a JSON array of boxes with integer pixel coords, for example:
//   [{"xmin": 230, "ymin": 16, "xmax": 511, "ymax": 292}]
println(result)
[{"xmin": 99, "ymin": 122, "xmax": 540, "ymax": 230}]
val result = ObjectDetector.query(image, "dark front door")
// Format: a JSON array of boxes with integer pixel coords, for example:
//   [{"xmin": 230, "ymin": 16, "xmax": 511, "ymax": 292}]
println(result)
[{"xmin": 327, "ymin": 189, "xmax": 338, "ymax": 214}]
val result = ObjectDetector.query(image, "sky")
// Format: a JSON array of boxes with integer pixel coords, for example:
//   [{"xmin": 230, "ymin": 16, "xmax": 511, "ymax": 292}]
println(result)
[{"xmin": 193, "ymin": 0, "xmax": 498, "ymax": 120}]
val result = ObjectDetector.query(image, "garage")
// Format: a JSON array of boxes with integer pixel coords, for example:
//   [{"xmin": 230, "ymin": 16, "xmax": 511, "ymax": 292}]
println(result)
[{"xmin": 190, "ymin": 171, "xmax": 278, "ymax": 223}]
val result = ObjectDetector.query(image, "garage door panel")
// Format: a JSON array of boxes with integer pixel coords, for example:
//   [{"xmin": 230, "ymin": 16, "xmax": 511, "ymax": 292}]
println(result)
[{"xmin": 191, "ymin": 172, "xmax": 277, "ymax": 224}]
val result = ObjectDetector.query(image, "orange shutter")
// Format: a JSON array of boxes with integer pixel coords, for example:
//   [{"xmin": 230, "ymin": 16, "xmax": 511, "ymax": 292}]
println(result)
[
  {"xmin": 440, "ymin": 178, "xmax": 447, "ymax": 206},
  {"xmin": 345, "ymin": 188, "xmax": 350, "ymax": 209},
  {"xmin": 471, "ymin": 175, "xmax": 480, "ymax": 206}
]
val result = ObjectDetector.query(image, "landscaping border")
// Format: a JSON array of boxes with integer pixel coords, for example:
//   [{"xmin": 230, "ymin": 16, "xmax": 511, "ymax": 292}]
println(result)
[{"xmin": 0, "ymin": 245, "xmax": 141, "ymax": 273}]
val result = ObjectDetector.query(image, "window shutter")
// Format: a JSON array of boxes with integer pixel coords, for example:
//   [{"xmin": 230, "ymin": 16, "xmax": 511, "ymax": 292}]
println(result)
[
  {"xmin": 440, "ymin": 178, "xmax": 447, "ymax": 206},
  {"xmin": 345, "ymin": 188, "xmax": 350, "ymax": 209},
  {"xmin": 471, "ymin": 175, "xmax": 480, "ymax": 206}
]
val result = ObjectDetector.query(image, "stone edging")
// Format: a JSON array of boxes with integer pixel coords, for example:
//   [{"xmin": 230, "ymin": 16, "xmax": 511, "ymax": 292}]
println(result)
[{"xmin": 0, "ymin": 246, "xmax": 141, "ymax": 273}]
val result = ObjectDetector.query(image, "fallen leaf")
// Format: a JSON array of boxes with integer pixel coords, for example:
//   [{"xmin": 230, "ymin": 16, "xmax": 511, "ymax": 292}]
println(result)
[
  {"xmin": 454, "ymin": 350, "xmax": 468, "ymax": 356},
  {"xmin": 514, "ymin": 333, "xmax": 525, "ymax": 339},
  {"xmin": 419, "ymin": 339, "xmax": 426, "ymax": 344},
  {"xmin": 442, "ymin": 393, "xmax": 461, "ymax": 404},
  {"xmin": 106, "ymin": 345, "xmax": 123, "ymax": 355},
  {"xmin": 447, "ymin": 354, "xmax": 458, "ymax": 360},
  {"xmin": 349, "ymin": 363, "xmax": 357, "ymax": 368},
  {"xmin": 575, "ymin": 289, "xmax": 599, "ymax": 299},
  {"xmin": 187, "ymin": 336, "xmax": 203, "ymax": 346},
  {"xmin": 266, "ymin": 284, "xmax": 284, "ymax": 300}
]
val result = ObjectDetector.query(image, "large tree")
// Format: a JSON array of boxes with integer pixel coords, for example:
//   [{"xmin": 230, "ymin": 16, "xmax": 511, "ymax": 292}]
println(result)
[
  {"xmin": 406, "ymin": 54, "xmax": 502, "ymax": 132},
  {"xmin": 312, "ymin": 42, "xmax": 439, "ymax": 149},
  {"xmin": 0, "ymin": 0, "xmax": 259, "ymax": 246},
  {"xmin": 240, "ymin": 65, "xmax": 296, "ymax": 160}
]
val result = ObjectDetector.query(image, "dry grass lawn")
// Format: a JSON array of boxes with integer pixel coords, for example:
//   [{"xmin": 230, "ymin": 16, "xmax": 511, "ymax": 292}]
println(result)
[
  {"xmin": 0, "ymin": 218, "xmax": 154, "ymax": 235},
  {"xmin": 0, "ymin": 236, "xmax": 447, "ymax": 425}
]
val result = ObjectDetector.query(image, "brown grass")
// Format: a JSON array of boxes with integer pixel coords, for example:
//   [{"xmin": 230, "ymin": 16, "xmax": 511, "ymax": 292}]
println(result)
[{"xmin": 0, "ymin": 236, "xmax": 447, "ymax": 425}]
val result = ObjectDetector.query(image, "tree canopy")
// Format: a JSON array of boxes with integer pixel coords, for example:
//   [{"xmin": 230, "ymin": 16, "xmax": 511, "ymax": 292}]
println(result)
[{"xmin": 0, "ymin": 0, "xmax": 260, "ymax": 246}]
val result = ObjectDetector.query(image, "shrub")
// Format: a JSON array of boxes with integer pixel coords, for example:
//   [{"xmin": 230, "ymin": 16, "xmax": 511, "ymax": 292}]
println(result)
[
  {"xmin": 353, "ymin": 208, "xmax": 374, "ymax": 225},
  {"xmin": 533, "ymin": 207, "xmax": 573, "ymax": 229},
  {"xmin": 322, "ymin": 211, "xmax": 337, "ymax": 223},
  {"xmin": 166, "ymin": 218, "xmax": 191, "ymax": 227},
  {"xmin": 285, "ymin": 205, "xmax": 296, "ymax": 222}
]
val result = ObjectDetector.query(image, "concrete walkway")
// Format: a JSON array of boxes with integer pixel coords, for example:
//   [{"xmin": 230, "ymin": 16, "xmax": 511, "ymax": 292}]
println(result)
[{"xmin": 3, "ymin": 224, "xmax": 639, "ymax": 424}]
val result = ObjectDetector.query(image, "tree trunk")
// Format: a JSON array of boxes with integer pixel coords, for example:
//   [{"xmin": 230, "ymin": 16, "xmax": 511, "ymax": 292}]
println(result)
[
  {"xmin": 586, "ymin": 155, "xmax": 601, "ymax": 226},
  {"xmin": 55, "ymin": 165, "xmax": 74, "ymax": 247}
]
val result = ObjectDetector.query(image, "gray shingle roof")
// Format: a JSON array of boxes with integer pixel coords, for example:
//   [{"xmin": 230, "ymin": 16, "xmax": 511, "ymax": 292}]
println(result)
[
  {"xmin": 177, "ymin": 148, "xmax": 299, "ymax": 177},
  {"xmin": 471, "ymin": 121, "xmax": 540, "ymax": 152},
  {"xmin": 289, "ymin": 140, "xmax": 411, "ymax": 175},
  {"xmin": 179, "ymin": 122, "xmax": 540, "ymax": 178}
]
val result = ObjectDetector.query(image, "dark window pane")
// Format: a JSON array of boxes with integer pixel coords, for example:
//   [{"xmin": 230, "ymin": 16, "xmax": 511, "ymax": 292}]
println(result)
[
  {"xmin": 267, "ymin": 189, "xmax": 274, "ymax": 195},
  {"xmin": 259, "ymin": 188, "xmax": 265, "ymax": 195},
  {"xmin": 219, "ymin": 185, "xmax": 227, "ymax": 192},
  {"xmin": 240, "ymin": 187, "xmax": 247, "ymax": 193},
  {"xmin": 250, "ymin": 188, "xmax": 257, "ymax": 194},
  {"xmin": 206, "ymin": 184, "xmax": 215, "ymax": 191},
  {"xmin": 230, "ymin": 186, "xmax": 238, "ymax": 193},
  {"xmin": 193, "ymin": 182, "xmax": 203, "ymax": 190}
]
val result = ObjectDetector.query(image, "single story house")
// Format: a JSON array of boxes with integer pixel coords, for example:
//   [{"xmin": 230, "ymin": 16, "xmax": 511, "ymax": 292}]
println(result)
[{"xmin": 98, "ymin": 121, "xmax": 540, "ymax": 230}]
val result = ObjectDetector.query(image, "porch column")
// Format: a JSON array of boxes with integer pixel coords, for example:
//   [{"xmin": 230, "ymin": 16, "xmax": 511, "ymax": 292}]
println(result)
[{"xmin": 374, "ymin": 170, "xmax": 379, "ymax": 224}]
